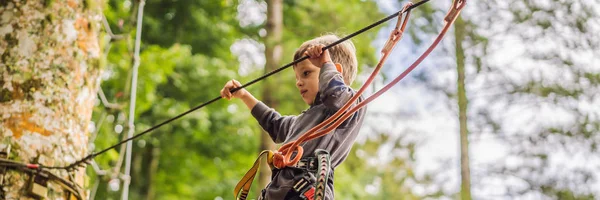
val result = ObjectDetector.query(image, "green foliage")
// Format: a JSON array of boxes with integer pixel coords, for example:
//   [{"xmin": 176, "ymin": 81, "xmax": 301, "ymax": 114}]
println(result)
[
  {"xmin": 336, "ymin": 133, "xmax": 439, "ymax": 199},
  {"xmin": 91, "ymin": 1, "xmax": 261, "ymax": 199},
  {"xmin": 141, "ymin": 0, "xmax": 241, "ymax": 57},
  {"xmin": 92, "ymin": 38, "xmax": 261, "ymax": 198}
]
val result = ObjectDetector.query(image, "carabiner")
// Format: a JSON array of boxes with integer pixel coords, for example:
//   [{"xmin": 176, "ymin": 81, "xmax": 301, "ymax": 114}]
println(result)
[
  {"xmin": 444, "ymin": 0, "xmax": 466, "ymax": 23},
  {"xmin": 382, "ymin": 2, "xmax": 413, "ymax": 55}
]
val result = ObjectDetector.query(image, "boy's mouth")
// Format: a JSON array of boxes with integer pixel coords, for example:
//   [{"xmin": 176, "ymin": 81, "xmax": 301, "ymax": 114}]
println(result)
[{"xmin": 300, "ymin": 89, "xmax": 308, "ymax": 97}]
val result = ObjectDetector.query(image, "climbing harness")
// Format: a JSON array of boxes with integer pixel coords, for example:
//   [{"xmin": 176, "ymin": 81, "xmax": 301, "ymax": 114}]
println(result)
[
  {"xmin": 235, "ymin": 0, "xmax": 466, "ymax": 199},
  {"xmin": 236, "ymin": 149, "xmax": 331, "ymax": 200}
]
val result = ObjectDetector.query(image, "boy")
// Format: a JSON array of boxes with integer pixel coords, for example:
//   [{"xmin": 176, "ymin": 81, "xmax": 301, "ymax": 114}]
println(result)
[{"xmin": 221, "ymin": 35, "xmax": 366, "ymax": 200}]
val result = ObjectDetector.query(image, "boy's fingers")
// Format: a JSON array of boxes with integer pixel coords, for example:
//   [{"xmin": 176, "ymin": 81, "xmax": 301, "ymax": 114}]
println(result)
[
  {"xmin": 225, "ymin": 86, "xmax": 232, "ymax": 96},
  {"xmin": 221, "ymin": 79, "xmax": 244, "ymax": 100},
  {"xmin": 221, "ymin": 90, "xmax": 231, "ymax": 100},
  {"xmin": 307, "ymin": 46, "xmax": 315, "ymax": 57},
  {"xmin": 232, "ymin": 80, "xmax": 242, "ymax": 88},
  {"xmin": 233, "ymin": 80, "xmax": 242, "ymax": 87},
  {"xmin": 230, "ymin": 81, "xmax": 239, "ymax": 95}
]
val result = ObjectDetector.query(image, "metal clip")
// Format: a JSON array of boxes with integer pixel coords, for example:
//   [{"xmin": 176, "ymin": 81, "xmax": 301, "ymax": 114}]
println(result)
[
  {"xmin": 0, "ymin": 145, "xmax": 9, "ymax": 186},
  {"xmin": 27, "ymin": 171, "xmax": 49, "ymax": 199},
  {"xmin": 0, "ymin": 146, "xmax": 9, "ymax": 198},
  {"xmin": 444, "ymin": 0, "xmax": 466, "ymax": 23},
  {"xmin": 382, "ymin": 2, "xmax": 413, "ymax": 55}
]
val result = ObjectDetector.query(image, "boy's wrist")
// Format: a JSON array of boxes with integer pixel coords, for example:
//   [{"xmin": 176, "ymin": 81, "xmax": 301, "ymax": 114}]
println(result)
[
  {"xmin": 240, "ymin": 91, "xmax": 259, "ymax": 110},
  {"xmin": 240, "ymin": 89, "xmax": 251, "ymax": 99}
]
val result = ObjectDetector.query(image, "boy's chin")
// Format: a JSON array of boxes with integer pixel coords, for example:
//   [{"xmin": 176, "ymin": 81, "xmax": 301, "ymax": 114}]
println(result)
[{"xmin": 302, "ymin": 98, "xmax": 313, "ymax": 105}]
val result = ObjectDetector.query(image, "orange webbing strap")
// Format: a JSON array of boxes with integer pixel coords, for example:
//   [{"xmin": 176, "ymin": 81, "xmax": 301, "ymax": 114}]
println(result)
[{"xmin": 234, "ymin": 150, "xmax": 274, "ymax": 200}]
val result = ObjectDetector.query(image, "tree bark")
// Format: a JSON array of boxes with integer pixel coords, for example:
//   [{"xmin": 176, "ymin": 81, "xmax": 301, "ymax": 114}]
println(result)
[
  {"xmin": 0, "ymin": 0, "xmax": 102, "ymax": 199},
  {"xmin": 455, "ymin": 15, "xmax": 472, "ymax": 200},
  {"xmin": 260, "ymin": 0, "xmax": 283, "ymax": 190}
]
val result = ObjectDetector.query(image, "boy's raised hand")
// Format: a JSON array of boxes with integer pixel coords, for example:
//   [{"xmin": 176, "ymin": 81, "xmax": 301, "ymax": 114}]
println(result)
[
  {"xmin": 220, "ymin": 79, "xmax": 248, "ymax": 100},
  {"xmin": 304, "ymin": 44, "xmax": 333, "ymax": 68}
]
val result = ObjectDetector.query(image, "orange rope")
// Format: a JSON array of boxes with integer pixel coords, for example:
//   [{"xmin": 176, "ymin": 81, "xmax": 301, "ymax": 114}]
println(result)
[{"xmin": 272, "ymin": 0, "xmax": 466, "ymax": 169}]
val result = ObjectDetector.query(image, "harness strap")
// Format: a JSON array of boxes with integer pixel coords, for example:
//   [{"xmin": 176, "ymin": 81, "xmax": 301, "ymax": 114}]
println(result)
[
  {"xmin": 234, "ymin": 150, "xmax": 274, "ymax": 200},
  {"xmin": 313, "ymin": 150, "xmax": 330, "ymax": 200},
  {"xmin": 293, "ymin": 176, "xmax": 315, "ymax": 200},
  {"xmin": 235, "ymin": 151, "xmax": 332, "ymax": 200},
  {"xmin": 292, "ymin": 150, "xmax": 331, "ymax": 200}
]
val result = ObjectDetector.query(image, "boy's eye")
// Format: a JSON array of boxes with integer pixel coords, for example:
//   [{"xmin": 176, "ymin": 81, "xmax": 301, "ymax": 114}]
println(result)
[{"xmin": 303, "ymin": 71, "xmax": 311, "ymax": 76}]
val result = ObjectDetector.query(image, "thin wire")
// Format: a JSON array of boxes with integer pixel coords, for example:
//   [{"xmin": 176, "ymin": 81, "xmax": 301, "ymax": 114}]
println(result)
[
  {"xmin": 98, "ymin": 88, "xmax": 121, "ymax": 109},
  {"xmin": 50, "ymin": 0, "xmax": 433, "ymax": 171},
  {"xmin": 122, "ymin": 1, "xmax": 145, "ymax": 199},
  {"xmin": 89, "ymin": 179, "xmax": 100, "ymax": 200}
]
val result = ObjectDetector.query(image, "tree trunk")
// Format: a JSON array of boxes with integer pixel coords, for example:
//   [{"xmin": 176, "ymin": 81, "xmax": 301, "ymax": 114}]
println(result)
[
  {"xmin": 260, "ymin": 0, "xmax": 283, "ymax": 190},
  {"xmin": 0, "ymin": 0, "xmax": 102, "ymax": 199},
  {"xmin": 454, "ymin": 15, "xmax": 472, "ymax": 200}
]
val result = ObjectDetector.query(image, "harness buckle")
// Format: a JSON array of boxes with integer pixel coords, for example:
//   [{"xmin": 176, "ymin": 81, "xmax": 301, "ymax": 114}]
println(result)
[
  {"xmin": 294, "ymin": 157, "xmax": 317, "ymax": 172},
  {"xmin": 27, "ymin": 171, "xmax": 49, "ymax": 199},
  {"xmin": 293, "ymin": 174, "xmax": 317, "ymax": 200}
]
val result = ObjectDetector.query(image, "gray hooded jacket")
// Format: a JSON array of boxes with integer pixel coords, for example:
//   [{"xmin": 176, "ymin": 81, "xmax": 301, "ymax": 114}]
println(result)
[{"xmin": 251, "ymin": 63, "xmax": 367, "ymax": 199}]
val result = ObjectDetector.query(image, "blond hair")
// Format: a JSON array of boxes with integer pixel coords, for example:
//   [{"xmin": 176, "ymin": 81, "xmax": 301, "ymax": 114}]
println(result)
[{"xmin": 293, "ymin": 34, "xmax": 358, "ymax": 85}]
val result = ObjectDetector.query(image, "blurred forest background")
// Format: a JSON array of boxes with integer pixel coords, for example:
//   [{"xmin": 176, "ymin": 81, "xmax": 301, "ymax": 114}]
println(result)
[{"xmin": 1, "ymin": 0, "xmax": 598, "ymax": 199}]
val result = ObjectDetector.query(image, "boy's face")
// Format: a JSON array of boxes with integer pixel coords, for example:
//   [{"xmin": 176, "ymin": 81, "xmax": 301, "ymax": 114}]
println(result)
[{"xmin": 294, "ymin": 60, "xmax": 321, "ymax": 105}]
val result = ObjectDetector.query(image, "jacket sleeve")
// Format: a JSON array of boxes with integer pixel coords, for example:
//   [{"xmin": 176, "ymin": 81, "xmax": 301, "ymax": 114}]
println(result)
[
  {"xmin": 318, "ymin": 62, "xmax": 355, "ymax": 110},
  {"xmin": 251, "ymin": 102, "xmax": 297, "ymax": 144}
]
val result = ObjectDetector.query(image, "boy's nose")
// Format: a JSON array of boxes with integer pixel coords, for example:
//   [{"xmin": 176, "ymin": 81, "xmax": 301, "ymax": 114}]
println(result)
[{"xmin": 296, "ymin": 79, "xmax": 303, "ymax": 87}]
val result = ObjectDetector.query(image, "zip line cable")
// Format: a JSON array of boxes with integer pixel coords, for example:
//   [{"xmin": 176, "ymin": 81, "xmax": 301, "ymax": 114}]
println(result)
[{"xmin": 38, "ymin": 0, "xmax": 432, "ymax": 171}]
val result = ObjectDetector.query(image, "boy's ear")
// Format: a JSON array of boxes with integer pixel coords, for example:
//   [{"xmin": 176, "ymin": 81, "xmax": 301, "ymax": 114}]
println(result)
[{"xmin": 335, "ymin": 63, "xmax": 343, "ymax": 74}]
